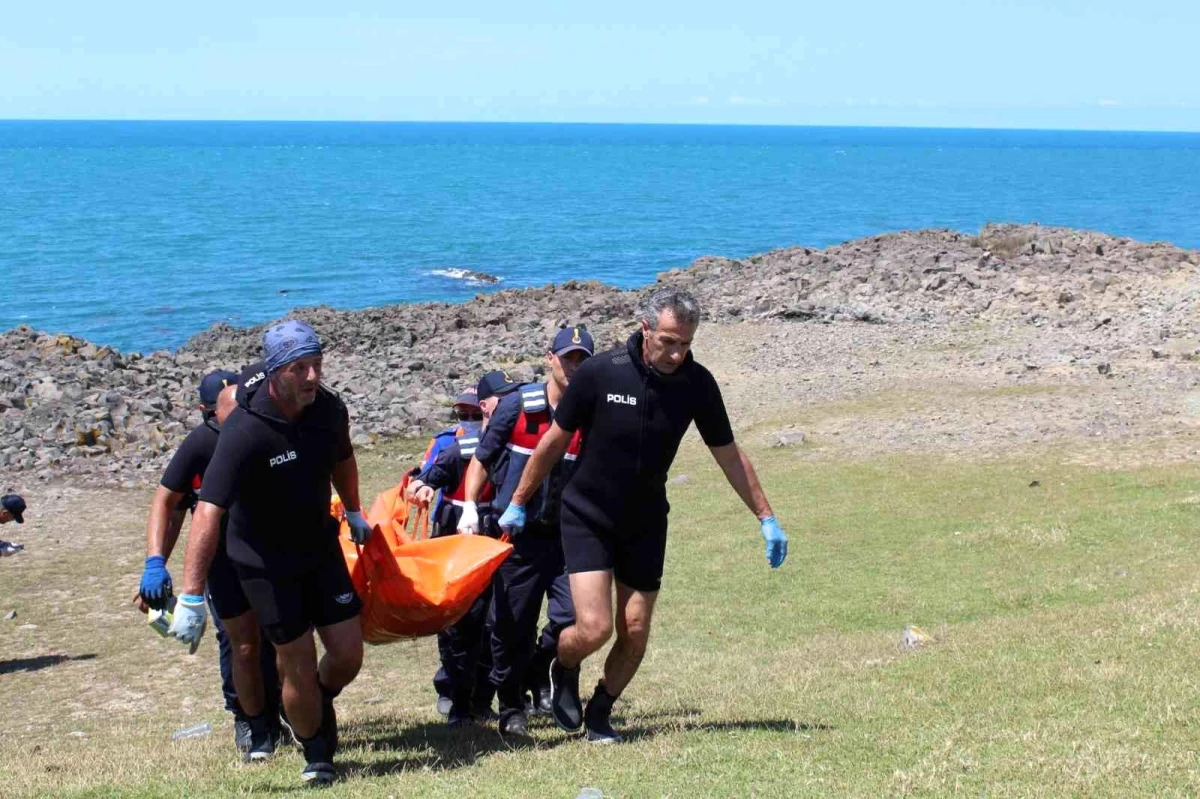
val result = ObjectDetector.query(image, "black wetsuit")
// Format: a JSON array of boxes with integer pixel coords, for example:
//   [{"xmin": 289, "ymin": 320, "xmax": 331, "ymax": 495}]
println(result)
[
  {"xmin": 159, "ymin": 417, "xmax": 280, "ymax": 720},
  {"xmin": 199, "ymin": 373, "xmax": 361, "ymax": 644},
  {"xmin": 554, "ymin": 330, "xmax": 735, "ymax": 592}
]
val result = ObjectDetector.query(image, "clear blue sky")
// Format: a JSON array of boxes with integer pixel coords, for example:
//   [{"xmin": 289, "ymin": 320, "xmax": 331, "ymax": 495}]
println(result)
[{"xmin": 3, "ymin": 1, "xmax": 1198, "ymax": 130}]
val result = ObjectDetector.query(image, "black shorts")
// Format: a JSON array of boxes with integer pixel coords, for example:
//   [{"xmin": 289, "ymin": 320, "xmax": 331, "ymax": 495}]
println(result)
[
  {"xmin": 560, "ymin": 506, "xmax": 668, "ymax": 593},
  {"xmin": 206, "ymin": 544, "xmax": 251, "ymax": 620},
  {"xmin": 235, "ymin": 556, "xmax": 363, "ymax": 646}
]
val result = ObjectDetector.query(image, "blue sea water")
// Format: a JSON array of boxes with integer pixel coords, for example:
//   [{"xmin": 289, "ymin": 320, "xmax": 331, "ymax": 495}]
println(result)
[{"xmin": 1, "ymin": 121, "xmax": 1198, "ymax": 353}]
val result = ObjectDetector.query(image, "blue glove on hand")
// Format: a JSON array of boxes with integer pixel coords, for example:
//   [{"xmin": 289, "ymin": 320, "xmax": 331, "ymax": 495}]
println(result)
[
  {"xmin": 139, "ymin": 555, "xmax": 173, "ymax": 610},
  {"xmin": 345, "ymin": 510, "xmax": 374, "ymax": 545},
  {"xmin": 760, "ymin": 516, "xmax": 788, "ymax": 569},
  {"xmin": 498, "ymin": 503, "xmax": 526, "ymax": 537},
  {"xmin": 168, "ymin": 593, "xmax": 208, "ymax": 654}
]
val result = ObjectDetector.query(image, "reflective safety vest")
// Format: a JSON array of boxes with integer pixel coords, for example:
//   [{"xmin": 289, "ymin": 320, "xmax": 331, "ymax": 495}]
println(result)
[
  {"xmin": 495, "ymin": 383, "xmax": 582, "ymax": 524},
  {"xmin": 443, "ymin": 430, "xmax": 494, "ymax": 507}
]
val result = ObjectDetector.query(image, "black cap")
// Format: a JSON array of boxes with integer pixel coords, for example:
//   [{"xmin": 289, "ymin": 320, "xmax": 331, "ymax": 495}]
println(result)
[
  {"xmin": 198, "ymin": 370, "xmax": 238, "ymax": 408},
  {"xmin": 551, "ymin": 325, "xmax": 594, "ymax": 357},
  {"xmin": 2, "ymin": 494, "xmax": 25, "ymax": 524},
  {"xmin": 476, "ymin": 370, "xmax": 520, "ymax": 402}
]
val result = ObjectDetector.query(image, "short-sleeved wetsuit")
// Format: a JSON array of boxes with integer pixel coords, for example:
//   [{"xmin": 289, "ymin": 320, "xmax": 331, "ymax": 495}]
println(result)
[
  {"xmin": 554, "ymin": 330, "xmax": 734, "ymax": 591},
  {"xmin": 199, "ymin": 371, "xmax": 362, "ymax": 644}
]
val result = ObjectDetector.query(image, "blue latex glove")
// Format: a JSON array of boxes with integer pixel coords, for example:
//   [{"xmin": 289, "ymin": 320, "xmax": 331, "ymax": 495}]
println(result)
[
  {"xmin": 167, "ymin": 593, "xmax": 208, "ymax": 654},
  {"xmin": 498, "ymin": 503, "xmax": 526, "ymax": 537},
  {"xmin": 760, "ymin": 516, "xmax": 788, "ymax": 569},
  {"xmin": 139, "ymin": 555, "xmax": 173, "ymax": 610},
  {"xmin": 345, "ymin": 510, "xmax": 374, "ymax": 545}
]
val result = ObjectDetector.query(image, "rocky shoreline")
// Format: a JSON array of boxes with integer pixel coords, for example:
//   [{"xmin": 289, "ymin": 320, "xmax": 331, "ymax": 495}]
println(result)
[{"xmin": 2, "ymin": 223, "xmax": 1197, "ymax": 488}]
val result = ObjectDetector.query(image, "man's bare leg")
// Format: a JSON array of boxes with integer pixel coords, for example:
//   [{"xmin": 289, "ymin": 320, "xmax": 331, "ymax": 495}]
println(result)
[
  {"xmin": 551, "ymin": 570, "xmax": 613, "ymax": 732},
  {"xmin": 602, "ymin": 582, "xmax": 657, "ymax": 697}
]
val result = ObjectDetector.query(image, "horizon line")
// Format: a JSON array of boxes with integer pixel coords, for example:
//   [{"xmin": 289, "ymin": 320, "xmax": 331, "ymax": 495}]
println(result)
[{"xmin": 2, "ymin": 118, "xmax": 1199, "ymax": 135}]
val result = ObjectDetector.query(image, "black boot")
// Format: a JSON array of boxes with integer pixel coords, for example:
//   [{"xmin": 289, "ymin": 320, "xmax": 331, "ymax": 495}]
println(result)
[
  {"xmin": 549, "ymin": 658, "xmax": 583, "ymax": 732},
  {"xmin": 584, "ymin": 682, "xmax": 623, "ymax": 744},
  {"xmin": 298, "ymin": 730, "xmax": 335, "ymax": 785},
  {"xmin": 527, "ymin": 647, "xmax": 554, "ymax": 715},
  {"xmin": 318, "ymin": 682, "xmax": 339, "ymax": 757},
  {"xmin": 244, "ymin": 713, "xmax": 278, "ymax": 762}
]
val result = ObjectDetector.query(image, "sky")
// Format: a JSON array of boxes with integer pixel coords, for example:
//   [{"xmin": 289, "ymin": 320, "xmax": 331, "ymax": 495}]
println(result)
[{"xmin": 2, "ymin": 1, "xmax": 1198, "ymax": 130}]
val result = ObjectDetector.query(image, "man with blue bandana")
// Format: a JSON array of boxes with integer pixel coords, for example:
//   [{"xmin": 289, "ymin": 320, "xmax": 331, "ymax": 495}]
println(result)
[{"xmin": 171, "ymin": 319, "xmax": 371, "ymax": 786}]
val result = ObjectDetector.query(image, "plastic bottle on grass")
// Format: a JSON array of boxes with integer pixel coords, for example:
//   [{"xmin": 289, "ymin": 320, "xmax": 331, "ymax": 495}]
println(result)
[
  {"xmin": 172, "ymin": 722, "xmax": 212, "ymax": 741},
  {"xmin": 576, "ymin": 789, "xmax": 604, "ymax": 799}
]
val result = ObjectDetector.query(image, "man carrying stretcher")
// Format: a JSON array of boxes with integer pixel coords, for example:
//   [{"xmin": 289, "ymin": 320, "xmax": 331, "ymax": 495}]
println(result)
[{"xmin": 169, "ymin": 320, "xmax": 373, "ymax": 785}]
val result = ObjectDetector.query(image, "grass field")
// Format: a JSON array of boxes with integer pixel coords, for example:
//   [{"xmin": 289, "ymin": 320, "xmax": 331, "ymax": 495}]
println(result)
[{"xmin": 2, "ymin": 439, "xmax": 1199, "ymax": 796}]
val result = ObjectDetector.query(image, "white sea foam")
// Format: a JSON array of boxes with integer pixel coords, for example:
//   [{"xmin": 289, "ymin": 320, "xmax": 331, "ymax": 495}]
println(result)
[{"xmin": 427, "ymin": 268, "xmax": 502, "ymax": 285}]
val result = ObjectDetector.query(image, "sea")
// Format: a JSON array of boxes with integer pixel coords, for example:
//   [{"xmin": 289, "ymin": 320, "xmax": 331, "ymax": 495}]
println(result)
[{"xmin": 1, "ymin": 121, "xmax": 1197, "ymax": 353}]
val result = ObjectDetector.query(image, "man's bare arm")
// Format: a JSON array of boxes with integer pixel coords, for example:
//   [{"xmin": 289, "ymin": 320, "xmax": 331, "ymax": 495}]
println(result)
[
  {"xmin": 331, "ymin": 454, "xmax": 363, "ymax": 512},
  {"xmin": 145, "ymin": 485, "xmax": 188, "ymax": 559},
  {"xmin": 180, "ymin": 501, "xmax": 226, "ymax": 596},
  {"xmin": 708, "ymin": 442, "xmax": 774, "ymax": 520},
  {"xmin": 462, "ymin": 457, "xmax": 489, "ymax": 503}
]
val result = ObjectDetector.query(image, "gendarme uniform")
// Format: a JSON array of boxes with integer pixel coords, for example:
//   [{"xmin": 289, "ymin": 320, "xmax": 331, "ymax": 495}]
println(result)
[
  {"xmin": 418, "ymin": 428, "xmax": 499, "ymax": 723},
  {"xmin": 473, "ymin": 330, "xmax": 592, "ymax": 726}
]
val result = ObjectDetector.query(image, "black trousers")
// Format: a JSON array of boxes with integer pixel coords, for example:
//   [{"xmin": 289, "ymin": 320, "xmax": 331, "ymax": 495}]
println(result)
[
  {"xmin": 489, "ymin": 522, "xmax": 576, "ymax": 712},
  {"xmin": 432, "ymin": 503, "xmax": 497, "ymax": 711}
]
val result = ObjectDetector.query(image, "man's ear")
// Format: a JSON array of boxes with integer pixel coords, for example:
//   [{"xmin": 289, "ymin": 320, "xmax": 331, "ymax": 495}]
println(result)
[{"xmin": 640, "ymin": 319, "xmax": 651, "ymax": 336}]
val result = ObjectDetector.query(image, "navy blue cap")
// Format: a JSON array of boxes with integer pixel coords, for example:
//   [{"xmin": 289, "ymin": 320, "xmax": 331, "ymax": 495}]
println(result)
[
  {"xmin": 2, "ymin": 494, "xmax": 25, "ymax": 524},
  {"xmin": 199, "ymin": 370, "xmax": 238, "ymax": 408},
  {"xmin": 476, "ymin": 370, "xmax": 520, "ymax": 402},
  {"xmin": 551, "ymin": 325, "xmax": 594, "ymax": 357},
  {"xmin": 454, "ymin": 387, "xmax": 480, "ymax": 408}
]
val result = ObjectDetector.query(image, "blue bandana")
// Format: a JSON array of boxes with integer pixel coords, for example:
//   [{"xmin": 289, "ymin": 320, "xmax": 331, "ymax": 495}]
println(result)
[{"xmin": 263, "ymin": 319, "xmax": 323, "ymax": 374}]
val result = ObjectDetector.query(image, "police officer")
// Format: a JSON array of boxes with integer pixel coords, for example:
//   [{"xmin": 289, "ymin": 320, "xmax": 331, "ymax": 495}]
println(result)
[
  {"xmin": 137, "ymin": 370, "xmax": 281, "ymax": 759},
  {"xmin": 169, "ymin": 320, "xmax": 373, "ymax": 786},
  {"xmin": 0, "ymin": 493, "xmax": 27, "ymax": 556},
  {"xmin": 405, "ymin": 386, "xmax": 489, "ymax": 717},
  {"xmin": 460, "ymin": 328, "xmax": 593, "ymax": 738},
  {"xmin": 411, "ymin": 372, "xmax": 512, "ymax": 727},
  {"xmin": 502, "ymin": 289, "xmax": 789, "ymax": 743}
]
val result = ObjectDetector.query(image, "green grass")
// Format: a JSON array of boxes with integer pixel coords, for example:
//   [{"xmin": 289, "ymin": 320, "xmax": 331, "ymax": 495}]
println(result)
[{"xmin": 2, "ymin": 442, "xmax": 1199, "ymax": 796}]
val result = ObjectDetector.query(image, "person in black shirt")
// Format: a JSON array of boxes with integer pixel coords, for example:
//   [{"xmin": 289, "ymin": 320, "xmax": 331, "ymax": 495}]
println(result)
[
  {"xmin": 503, "ymin": 289, "xmax": 789, "ymax": 743},
  {"xmin": 137, "ymin": 370, "xmax": 281, "ymax": 759},
  {"xmin": 170, "ymin": 320, "xmax": 373, "ymax": 786}
]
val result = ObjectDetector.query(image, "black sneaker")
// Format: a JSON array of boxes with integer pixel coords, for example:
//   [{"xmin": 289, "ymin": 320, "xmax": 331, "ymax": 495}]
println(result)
[
  {"xmin": 498, "ymin": 708, "xmax": 531, "ymax": 740},
  {"xmin": 447, "ymin": 703, "xmax": 474, "ymax": 729},
  {"xmin": 300, "ymin": 760, "xmax": 336, "ymax": 785},
  {"xmin": 234, "ymin": 717, "xmax": 253, "ymax": 755},
  {"xmin": 549, "ymin": 658, "xmax": 583, "ymax": 732},
  {"xmin": 436, "ymin": 695, "xmax": 453, "ymax": 717},
  {"xmin": 246, "ymin": 715, "xmax": 277, "ymax": 762},
  {"xmin": 584, "ymin": 697, "xmax": 623, "ymax": 745},
  {"xmin": 300, "ymin": 732, "xmax": 335, "ymax": 785}
]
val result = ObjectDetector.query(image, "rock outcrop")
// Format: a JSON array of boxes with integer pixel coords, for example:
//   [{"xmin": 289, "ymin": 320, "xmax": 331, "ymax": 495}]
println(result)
[{"xmin": 2, "ymin": 224, "xmax": 1196, "ymax": 486}]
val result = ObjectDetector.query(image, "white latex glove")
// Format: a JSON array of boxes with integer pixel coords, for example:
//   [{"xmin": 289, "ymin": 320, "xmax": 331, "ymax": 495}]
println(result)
[
  {"xmin": 168, "ymin": 594, "xmax": 208, "ymax": 655},
  {"xmin": 346, "ymin": 509, "xmax": 373, "ymax": 545},
  {"xmin": 457, "ymin": 501, "xmax": 480, "ymax": 535}
]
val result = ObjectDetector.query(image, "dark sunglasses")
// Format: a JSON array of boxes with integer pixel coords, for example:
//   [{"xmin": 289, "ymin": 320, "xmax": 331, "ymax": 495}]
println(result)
[{"xmin": 455, "ymin": 410, "xmax": 483, "ymax": 421}]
